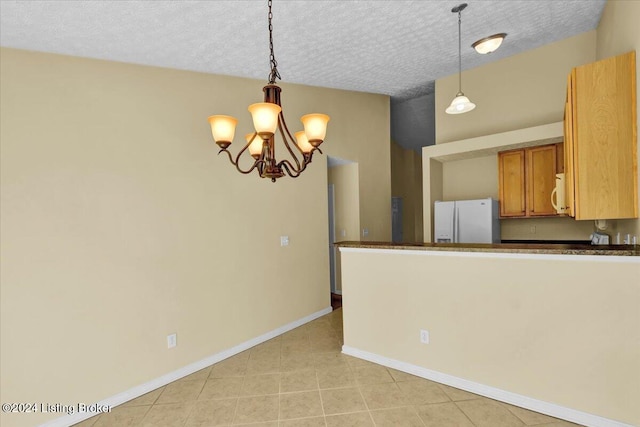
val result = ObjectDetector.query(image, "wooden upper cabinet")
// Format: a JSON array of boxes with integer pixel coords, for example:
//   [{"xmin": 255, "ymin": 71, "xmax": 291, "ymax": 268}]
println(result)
[
  {"xmin": 566, "ymin": 51, "xmax": 638, "ymax": 220},
  {"xmin": 499, "ymin": 150, "xmax": 526, "ymax": 217},
  {"xmin": 499, "ymin": 143, "xmax": 563, "ymax": 218},
  {"xmin": 527, "ymin": 145, "xmax": 557, "ymax": 216}
]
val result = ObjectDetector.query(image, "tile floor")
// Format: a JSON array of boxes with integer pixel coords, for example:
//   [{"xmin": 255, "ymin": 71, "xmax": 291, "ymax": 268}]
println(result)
[{"xmin": 74, "ymin": 308, "xmax": 584, "ymax": 427}]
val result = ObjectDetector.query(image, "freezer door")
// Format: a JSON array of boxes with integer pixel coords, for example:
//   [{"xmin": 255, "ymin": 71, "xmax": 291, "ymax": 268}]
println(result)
[
  {"xmin": 456, "ymin": 199, "xmax": 494, "ymax": 243},
  {"xmin": 434, "ymin": 201, "xmax": 455, "ymax": 243}
]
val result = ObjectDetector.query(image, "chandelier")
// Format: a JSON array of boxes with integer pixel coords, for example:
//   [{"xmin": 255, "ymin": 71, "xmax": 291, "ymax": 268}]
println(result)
[{"xmin": 207, "ymin": 0, "xmax": 330, "ymax": 182}]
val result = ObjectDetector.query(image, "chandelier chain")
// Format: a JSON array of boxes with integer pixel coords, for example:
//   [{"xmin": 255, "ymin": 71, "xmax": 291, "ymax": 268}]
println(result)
[{"xmin": 268, "ymin": 0, "xmax": 281, "ymax": 84}]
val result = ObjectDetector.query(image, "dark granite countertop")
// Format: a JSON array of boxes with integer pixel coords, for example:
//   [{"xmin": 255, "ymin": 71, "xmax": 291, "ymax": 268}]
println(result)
[{"xmin": 335, "ymin": 241, "xmax": 640, "ymax": 256}]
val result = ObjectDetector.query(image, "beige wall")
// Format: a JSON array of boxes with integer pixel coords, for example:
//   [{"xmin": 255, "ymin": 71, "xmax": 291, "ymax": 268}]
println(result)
[
  {"xmin": 391, "ymin": 141, "xmax": 423, "ymax": 242},
  {"xmin": 435, "ymin": 31, "xmax": 597, "ymax": 145},
  {"xmin": 442, "ymin": 155, "xmax": 498, "ymax": 201},
  {"xmin": 328, "ymin": 163, "xmax": 360, "ymax": 292},
  {"xmin": 596, "ymin": 0, "xmax": 640, "ymax": 239},
  {"xmin": 0, "ymin": 47, "xmax": 390, "ymax": 426},
  {"xmin": 341, "ymin": 249, "xmax": 640, "ymax": 425}
]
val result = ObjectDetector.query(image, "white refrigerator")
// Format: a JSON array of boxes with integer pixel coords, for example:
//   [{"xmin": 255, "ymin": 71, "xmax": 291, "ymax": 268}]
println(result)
[{"xmin": 434, "ymin": 198, "xmax": 500, "ymax": 243}]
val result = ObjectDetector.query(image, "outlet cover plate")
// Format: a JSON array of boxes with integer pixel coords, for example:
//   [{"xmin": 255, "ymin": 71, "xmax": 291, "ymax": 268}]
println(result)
[{"xmin": 167, "ymin": 333, "xmax": 177, "ymax": 349}]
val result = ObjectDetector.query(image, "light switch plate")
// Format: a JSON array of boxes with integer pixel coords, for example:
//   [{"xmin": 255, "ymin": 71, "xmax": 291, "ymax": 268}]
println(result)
[{"xmin": 280, "ymin": 236, "xmax": 289, "ymax": 246}]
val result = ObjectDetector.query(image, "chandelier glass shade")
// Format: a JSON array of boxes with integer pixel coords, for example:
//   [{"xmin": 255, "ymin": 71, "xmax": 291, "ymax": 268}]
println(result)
[
  {"xmin": 207, "ymin": 0, "xmax": 329, "ymax": 182},
  {"xmin": 446, "ymin": 3, "xmax": 476, "ymax": 115}
]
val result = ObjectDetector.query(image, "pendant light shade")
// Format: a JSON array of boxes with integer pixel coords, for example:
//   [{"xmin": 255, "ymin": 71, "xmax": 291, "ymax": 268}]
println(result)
[
  {"xmin": 446, "ymin": 3, "xmax": 475, "ymax": 115},
  {"xmin": 446, "ymin": 93, "xmax": 476, "ymax": 114}
]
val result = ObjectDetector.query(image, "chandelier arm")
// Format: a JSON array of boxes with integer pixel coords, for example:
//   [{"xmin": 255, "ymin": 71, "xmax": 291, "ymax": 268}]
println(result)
[
  {"xmin": 277, "ymin": 115, "xmax": 304, "ymax": 171},
  {"xmin": 219, "ymin": 148, "xmax": 264, "ymax": 174},
  {"xmin": 233, "ymin": 137, "xmax": 265, "ymax": 174},
  {"xmin": 236, "ymin": 158, "xmax": 266, "ymax": 175},
  {"xmin": 279, "ymin": 114, "xmax": 306, "ymax": 156},
  {"xmin": 233, "ymin": 137, "xmax": 254, "ymax": 166},
  {"xmin": 218, "ymin": 148, "xmax": 239, "ymax": 166},
  {"xmin": 279, "ymin": 159, "xmax": 304, "ymax": 178}
]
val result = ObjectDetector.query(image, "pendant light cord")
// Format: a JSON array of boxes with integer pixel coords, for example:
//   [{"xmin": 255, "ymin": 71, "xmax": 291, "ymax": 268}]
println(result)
[
  {"xmin": 457, "ymin": 9, "xmax": 462, "ymax": 93},
  {"xmin": 268, "ymin": 0, "xmax": 281, "ymax": 84}
]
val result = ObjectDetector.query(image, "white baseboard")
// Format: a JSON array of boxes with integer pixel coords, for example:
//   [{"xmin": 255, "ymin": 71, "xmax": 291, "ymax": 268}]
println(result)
[
  {"xmin": 342, "ymin": 345, "xmax": 634, "ymax": 427},
  {"xmin": 39, "ymin": 306, "xmax": 333, "ymax": 427}
]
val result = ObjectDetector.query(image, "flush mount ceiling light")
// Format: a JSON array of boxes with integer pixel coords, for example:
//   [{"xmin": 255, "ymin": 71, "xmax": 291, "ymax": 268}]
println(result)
[
  {"xmin": 472, "ymin": 33, "xmax": 507, "ymax": 54},
  {"xmin": 446, "ymin": 3, "xmax": 476, "ymax": 115},
  {"xmin": 207, "ymin": 0, "xmax": 329, "ymax": 182}
]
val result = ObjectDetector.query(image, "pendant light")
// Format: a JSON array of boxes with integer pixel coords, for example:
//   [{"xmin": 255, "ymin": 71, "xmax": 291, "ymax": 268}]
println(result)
[{"xmin": 446, "ymin": 3, "xmax": 476, "ymax": 115}]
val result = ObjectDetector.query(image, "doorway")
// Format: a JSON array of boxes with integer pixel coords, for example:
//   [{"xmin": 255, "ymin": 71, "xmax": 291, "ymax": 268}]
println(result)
[{"xmin": 327, "ymin": 156, "xmax": 360, "ymax": 310}]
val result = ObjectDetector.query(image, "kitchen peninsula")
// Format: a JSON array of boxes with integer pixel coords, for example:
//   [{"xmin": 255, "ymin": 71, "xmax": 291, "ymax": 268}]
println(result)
[{"xmin": 337, "ymin": 241, "xmax": 640, "ymax": 427}]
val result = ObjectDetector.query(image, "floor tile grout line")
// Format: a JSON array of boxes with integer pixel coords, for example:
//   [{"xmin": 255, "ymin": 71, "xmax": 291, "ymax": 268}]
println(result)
[
  {"xmin": 452, "ymin": 399, "xmax": 481, "ymax": 427},
  {"xmin": 231, "ymin": 368, "xmax": 250, "ymax": 425},
  {"xmin": 353, "ymin": 370, "xmax": 376, "ymax": 426},
  {"xmin": 315, "ymin": 369, "xmax": 329, "ymax": 427}
]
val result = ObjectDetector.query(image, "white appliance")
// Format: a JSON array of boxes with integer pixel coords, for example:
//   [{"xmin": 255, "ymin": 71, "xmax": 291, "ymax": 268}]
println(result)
[
  {"xmin": 434, "ymin": 198, "xmax": 500, "ymax": 243},
  {"xmin": 550, "ymin": 173, "xmax": 566, "ymax": 214}
]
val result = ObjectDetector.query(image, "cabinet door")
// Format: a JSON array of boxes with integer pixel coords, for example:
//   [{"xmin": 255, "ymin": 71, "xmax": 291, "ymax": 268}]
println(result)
[
  {"xmin": 555, "ymin": 142, "xmax": 564, "ymax": 174},
  {"xmin": 573, "ymin": 51, "xmax": 637, "ymax": 219},
  {"xmin": 498, "ymin": 150, "xmax": 526, "ymax": 217},
  {"xmin": 527, "ymin": 145, "xmax": 557, "ymax": 216},
  {"xmin": 564, "ymin": 72, "xmax": 576, "ymax": 217}
]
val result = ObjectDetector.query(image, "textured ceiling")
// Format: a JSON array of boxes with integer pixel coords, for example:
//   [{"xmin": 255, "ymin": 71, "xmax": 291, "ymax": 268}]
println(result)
[{"xmin": 0, "ymin": 0, "xmax": 606, "ymax": 149}]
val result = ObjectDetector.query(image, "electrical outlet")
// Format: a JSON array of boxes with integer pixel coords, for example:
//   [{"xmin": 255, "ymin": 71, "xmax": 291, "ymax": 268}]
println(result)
[
  {"xmin": 167, "ymin": 333, "xmax": 177, "ymax": 349},
  {"xmin": 420, "ymin": 329, "xmax": 429, "ymax": 344},
  {"xmin": 362, "ymin": 228, "xmax": 369, "ymax": 237},
  {"xmin": 280, "ymin": 236, "xmax": 289, "ymax": 246},
  {"xmin": 341, "ymin": 229, "xmax": 346, "ymax": 237},
  {"xmin": 530, "ymin": 226, "xmax": 536, "ymax": 234}
]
